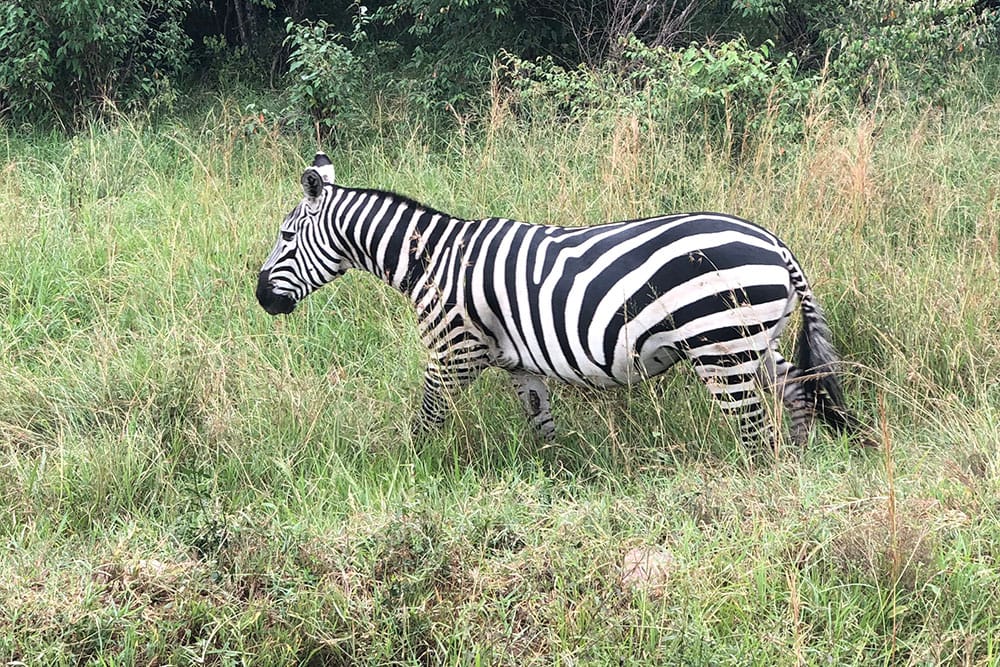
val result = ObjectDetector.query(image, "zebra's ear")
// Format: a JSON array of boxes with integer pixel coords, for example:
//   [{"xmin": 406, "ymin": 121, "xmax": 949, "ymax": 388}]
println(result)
[
  {"xmin": 301, "ymin": 168, "xmax": 324, "ymax": 200},
  {"xmin": 311, "ymin": 152, "xmax": 336, "ymax": 184}
]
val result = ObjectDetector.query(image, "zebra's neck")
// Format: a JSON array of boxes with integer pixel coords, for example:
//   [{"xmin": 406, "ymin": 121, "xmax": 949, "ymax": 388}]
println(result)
[{"xmin": 332, "ymin": 186, "xmax": 467, "ymax": 296}]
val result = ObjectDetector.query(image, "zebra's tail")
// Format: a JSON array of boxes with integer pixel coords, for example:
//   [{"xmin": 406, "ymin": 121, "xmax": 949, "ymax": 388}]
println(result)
[{"xmin": 785, "ymin": 252, "xmax": 873, "ymax": 444}]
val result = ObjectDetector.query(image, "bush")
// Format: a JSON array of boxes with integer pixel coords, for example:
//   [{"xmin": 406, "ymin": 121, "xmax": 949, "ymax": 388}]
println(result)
[
  {"xmin": 814, "ymin": 0, "xmax": 998, "ymax": 101},
  {"xmin": 0, "ymin": 0, "xmax": 192, "ymax": 127},
  {"xmin": 505, "ymin": 36, "xmax": 818, "ymax": 147},
  {"xmin": 284, "ymin": 16, "xmax": 362, "ymax": 132},
  {"xmin": 282, "ymin": 2, "xmax": 385, "ymax": 136},
  {"xmin": 370, "ymin": 0, "xmax": 564, "ymax": 112}
]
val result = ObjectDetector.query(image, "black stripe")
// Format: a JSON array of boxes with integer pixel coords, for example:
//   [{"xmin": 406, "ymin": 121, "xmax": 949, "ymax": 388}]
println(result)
[
  {"xmin": 692, "ymin": 348, "xmax": 767, "ymax": 367},
  {"xmin": 678, "ymin": 317, "xmax": 783, "ymax": 352},
  {"xmin": 631, "ymin": 284, "xmax": 789, "ymax": 356}
]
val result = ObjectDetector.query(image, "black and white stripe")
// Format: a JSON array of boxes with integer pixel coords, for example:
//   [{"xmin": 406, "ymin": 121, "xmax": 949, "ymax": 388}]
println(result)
[{"xmin": 256, "ymin": 153, "xmax": 866, "ymax": 447}]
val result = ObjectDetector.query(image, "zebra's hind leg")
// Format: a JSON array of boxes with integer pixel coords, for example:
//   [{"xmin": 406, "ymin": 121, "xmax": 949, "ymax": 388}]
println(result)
[
  {"xmin": 512, "ymin": 372, "xmax": 556, "ymax": 441},
  {"xmin": 758, "ymin": 348, "xmax": 814, "ymax": 447},
  {"xmin": 692, "ymin": 359, "xmax": 771, "ymax": 450}
]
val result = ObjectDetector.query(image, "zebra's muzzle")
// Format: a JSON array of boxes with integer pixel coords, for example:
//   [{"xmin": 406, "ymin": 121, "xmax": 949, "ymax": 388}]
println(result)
[{"xmin": 256, "ymin": 271, "xmax": 296, "ymax": 315}]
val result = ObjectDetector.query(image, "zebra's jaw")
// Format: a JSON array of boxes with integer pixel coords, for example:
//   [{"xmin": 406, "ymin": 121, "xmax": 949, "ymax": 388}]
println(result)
[{"xmin": 256, "ymin": 270, "xmax": 297, "ymax": 315}]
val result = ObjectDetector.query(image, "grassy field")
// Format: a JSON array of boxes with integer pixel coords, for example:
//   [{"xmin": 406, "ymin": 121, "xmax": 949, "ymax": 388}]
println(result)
[{"xmin": 1, "ymin": 85, "xmax": 999, "ymax": 665}]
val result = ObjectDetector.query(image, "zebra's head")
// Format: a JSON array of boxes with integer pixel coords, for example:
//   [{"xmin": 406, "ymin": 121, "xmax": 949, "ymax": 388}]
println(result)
[{"xmin": 256, "ymin": 153, "xmax": 347, "ymax": 315}]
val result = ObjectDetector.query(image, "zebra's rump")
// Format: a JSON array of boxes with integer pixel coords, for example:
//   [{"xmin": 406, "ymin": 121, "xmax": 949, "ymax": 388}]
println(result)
[{"xmin": 461, "ymin": 213, "xmax": 797, "ymax": 385}]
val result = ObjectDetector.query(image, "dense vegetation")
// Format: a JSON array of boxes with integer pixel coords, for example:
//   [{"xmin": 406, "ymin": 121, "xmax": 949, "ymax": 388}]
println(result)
[
  {"xmin": 2, "ymin": 0, "xmax": 997, "ymax": 126},
  {"xmin": 2, "ymin": 1, "xmax": 1000, "ymax": 665}
]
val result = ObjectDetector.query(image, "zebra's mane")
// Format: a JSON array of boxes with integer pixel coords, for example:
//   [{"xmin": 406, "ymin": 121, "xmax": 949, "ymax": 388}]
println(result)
[{"xmin": 349, "ymin": 187, "xmax": 468, "ymax": 222}]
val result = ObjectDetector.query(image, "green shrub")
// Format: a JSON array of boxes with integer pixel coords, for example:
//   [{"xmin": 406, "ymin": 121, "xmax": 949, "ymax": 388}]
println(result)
[
  {"xmin": 370, "ymin": 0, "xmax": 564, "ymax": 112},
  {"xmin": 673, "ymin": 0, "xmax": 997, "ymax": 102},
  {"xmin": 284, "ymin": 18, "xmax": 361, "ymax": 131},
  {"xmin": 815, "ymin": 0, "xmax": 997, "ymax": 101},
  {"xmin": 283, "ymin": 2, "xmax": 384, "ymax": 135},
  {"xmin": 505, "ymin": 36, "xmax": 818, "ymax": 147},
  {"xmin": 0, "ymin": 0, "xmax": 192, "ymax": 127}
]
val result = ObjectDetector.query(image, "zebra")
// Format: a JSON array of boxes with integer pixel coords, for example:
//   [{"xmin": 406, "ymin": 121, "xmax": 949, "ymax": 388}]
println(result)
[{"xmin": 256, "ymin": 153, "xmax": 868, "ymax": 449}]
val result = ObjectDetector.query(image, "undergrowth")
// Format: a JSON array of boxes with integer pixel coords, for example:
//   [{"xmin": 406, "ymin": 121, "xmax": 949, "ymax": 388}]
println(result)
[{"xmin": 1, "ymin": 81, "xmax": 999, "ymax": 665}]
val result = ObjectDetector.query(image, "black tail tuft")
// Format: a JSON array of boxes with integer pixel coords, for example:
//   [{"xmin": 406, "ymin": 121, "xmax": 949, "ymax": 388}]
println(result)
[{"xmin": 796, "ymin": 297, "xmax": 871, "ymax": 443}]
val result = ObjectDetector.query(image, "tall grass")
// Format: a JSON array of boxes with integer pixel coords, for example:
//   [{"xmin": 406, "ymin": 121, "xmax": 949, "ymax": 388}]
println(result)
[{"xmin": 1, "ymin": 85, "xmax": 998, "ymax": 665}]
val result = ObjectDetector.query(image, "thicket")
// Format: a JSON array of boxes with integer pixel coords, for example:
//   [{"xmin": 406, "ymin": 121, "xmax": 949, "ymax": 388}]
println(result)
[
  {"xmin": 0, "ymin": 0, "xmax": 996, "ymax": 130},
  {"xmin": 0, "ymin": 0, "xmax": 192, "ymax": 127}
]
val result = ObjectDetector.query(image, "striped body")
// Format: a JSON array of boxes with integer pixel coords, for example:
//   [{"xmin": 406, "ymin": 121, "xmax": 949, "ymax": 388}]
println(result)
[
  {"xmin": 422, "ymin": 214, "xmax": 795, "ymax": 386},
  {"xmin": 257, "ymin": 154, "xmax": 865, "ymax": 448}
]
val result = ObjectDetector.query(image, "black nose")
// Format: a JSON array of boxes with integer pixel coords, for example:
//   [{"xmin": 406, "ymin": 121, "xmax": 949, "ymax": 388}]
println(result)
[{"xmin": 256, "ymin": 270, "xmax": 296, "ymax": 315}]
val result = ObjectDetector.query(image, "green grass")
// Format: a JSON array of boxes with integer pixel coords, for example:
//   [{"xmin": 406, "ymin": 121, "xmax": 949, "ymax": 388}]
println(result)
[{"xmin": 2, "ymin": 88, "xmax": 999, "ymax": 665}]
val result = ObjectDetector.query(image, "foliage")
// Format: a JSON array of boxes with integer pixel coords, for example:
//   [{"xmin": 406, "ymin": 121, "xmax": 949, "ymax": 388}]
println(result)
[
  {"xmin": 505, "ymin": 36, "xmax": 818, "ymax": 146},
  {"xmin": 283, "ymin": 8, "xmax": 369, "ymax": 133},
  {"xmin": 706, "ymin": 0, "xmax": 998, "ymax": 99},
  {"xmin": 368, "ymin": 0, "xmax": 568, "ymax": 111},
  {"xmin": 0, "ymin": 0, "xmax": 192, "ymax": 126},
  {"xmin": 539, "ymin": 0, "xmax": 704, "ymax": 66},
  {"xmin": 282, "ymin": 0, "xmax": 552, "ymax": 130},
  {"xmin": 812, "ymin": 0, "xmax": 998, "ymax": 101},
  {"xmin": 2, "ymin": 0, "xmax": 998, "ymax": 126}
]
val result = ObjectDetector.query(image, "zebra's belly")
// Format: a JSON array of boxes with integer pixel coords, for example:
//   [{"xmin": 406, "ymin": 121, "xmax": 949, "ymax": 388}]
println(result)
[
  {"xmin": 474, "ymin": 262, "xmax": 793, "ymax": 387},
  {"xmin": 487, "ymin": 333, "xmax": 684, "ymax": 388}
]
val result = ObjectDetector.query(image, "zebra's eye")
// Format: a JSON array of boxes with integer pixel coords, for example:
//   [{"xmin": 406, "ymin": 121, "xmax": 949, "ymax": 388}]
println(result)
[{"xmin": 281, "ymin": 231, "xmax": 295, "ymax": 242}]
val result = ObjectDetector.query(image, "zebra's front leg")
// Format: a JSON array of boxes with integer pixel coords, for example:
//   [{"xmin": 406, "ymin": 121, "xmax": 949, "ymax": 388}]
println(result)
[
  {"xmin": 412, "ymin": 356, "xmax": 485, "ymax": 436},
  {"xmin": 512, "ymin": 372, "xmax": 556, "ymax": 441}
]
